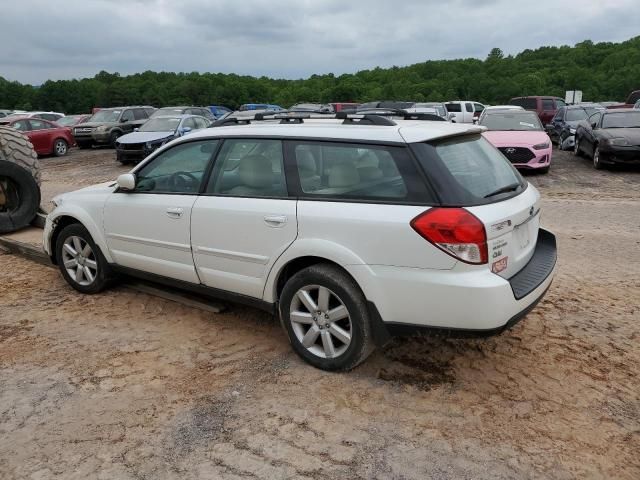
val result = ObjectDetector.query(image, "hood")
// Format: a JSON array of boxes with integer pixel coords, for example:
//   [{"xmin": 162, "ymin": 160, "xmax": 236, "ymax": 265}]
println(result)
[
  {"xmin": 117, "ymin": 131, "xmax": 174, "ymax": 144},
  {"xmin": 482, "ymin": 130, "xmax": 550, "ymax": 147},
  {"xmin": 599, "ymin": 127, "xmax": 640, "ymax": 142},
  {"xmin": 565, "ymin": 120, "xmax": 582, "ymax": 128},
  {"xmin": 74, "ymin": 121, "xmax": 118, "ymax": 128},
  {"xmin": 53, "ymin": 181, "xmax": 116, "ymax": 206}
]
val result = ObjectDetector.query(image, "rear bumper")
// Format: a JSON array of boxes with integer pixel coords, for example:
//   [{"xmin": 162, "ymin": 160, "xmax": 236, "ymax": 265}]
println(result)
[{"xmin": 358, "ymin": 228, "xmax": 557, "ymax": 335}]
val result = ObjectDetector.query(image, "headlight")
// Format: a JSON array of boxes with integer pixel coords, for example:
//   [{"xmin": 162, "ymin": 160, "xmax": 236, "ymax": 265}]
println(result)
[
  {"xmin": 96, "ymin": 125, "xmax": 107, "ymax": 132},
  {"xmin": 532, "ymin": 142, "xmax": 550, "ymax": 150},
  {"xmin": 607, "ymin": 138, "xmax": 630, "ymax": 146},
  {"xmin": 51, "ymin": 195, "xmax": 64, "ymax": 208}
]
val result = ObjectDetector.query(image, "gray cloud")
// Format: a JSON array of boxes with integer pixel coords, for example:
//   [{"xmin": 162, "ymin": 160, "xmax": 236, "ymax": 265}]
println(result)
[{"xmin": 0, "ymin": 0, "xmax": 638, "ymax": 84}]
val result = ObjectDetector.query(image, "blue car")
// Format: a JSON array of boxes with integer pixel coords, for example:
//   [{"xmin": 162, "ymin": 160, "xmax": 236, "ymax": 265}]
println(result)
[
  {"xmin": 115, "ymin": 114, "xmax": 210, "ymax": 164},
  {"xmin": 546, "ymin": 104, "xmax": 604, "ymax": 150},
  {"xmin": 238, "ymin": 103, "xmax": 285, "ymax": 112},
  {"xmin": 208, "ymin": 105, "xmax": 233, "ymax": 119}
]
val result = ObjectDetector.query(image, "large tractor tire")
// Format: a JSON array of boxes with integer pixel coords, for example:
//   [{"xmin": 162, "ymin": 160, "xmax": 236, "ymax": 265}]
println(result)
[{"xmin": 0, "ymin": 126, "xmax": 42, "ymax": 234}]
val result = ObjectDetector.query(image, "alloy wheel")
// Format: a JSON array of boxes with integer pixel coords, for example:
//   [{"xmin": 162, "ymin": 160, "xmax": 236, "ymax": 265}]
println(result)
[
  {"xmin": 289, "ymin": 285, "xmax": 352, "ymax": 359},
  {"xmin": 61, "ymin": 236, "xmax": 98, "ymax": 286},
  {"xmin": 55, "ymin": 140, "xmax": 67, "ymax": 156}
]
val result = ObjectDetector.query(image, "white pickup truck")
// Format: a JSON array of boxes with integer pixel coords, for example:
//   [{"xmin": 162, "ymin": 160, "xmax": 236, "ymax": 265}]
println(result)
[{"xmin": 445, "ymin": 101, "xmax": 485, "ymax": 123}]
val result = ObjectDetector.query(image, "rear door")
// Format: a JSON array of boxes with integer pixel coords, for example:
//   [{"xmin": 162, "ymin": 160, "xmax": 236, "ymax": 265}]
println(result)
[
  {"xmin": 540, "ymin": 98, "xmax": 556, "ymax": 125},
  {"xmin": 191, "ymin": 138, "xmax": 297, "ymax": 298}
]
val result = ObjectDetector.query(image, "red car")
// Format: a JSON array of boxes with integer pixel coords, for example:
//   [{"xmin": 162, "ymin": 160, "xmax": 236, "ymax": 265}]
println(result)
[
  {"xmin": 0, "ymin": 117, "xmax": 75, "ymax": 156},
  {"xmin": 509, "ymin": 96, "xmax": 567, "ymax": 125}
]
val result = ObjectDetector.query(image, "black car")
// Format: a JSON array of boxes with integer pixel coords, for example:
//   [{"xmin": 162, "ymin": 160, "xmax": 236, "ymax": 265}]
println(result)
[
  {"xmin": 546, "ymin": 104, "xmax": 603, "ymax": 150},
  {"xmin": 574, "ymin": 109, "xmax": 640, "ymax": 169}
]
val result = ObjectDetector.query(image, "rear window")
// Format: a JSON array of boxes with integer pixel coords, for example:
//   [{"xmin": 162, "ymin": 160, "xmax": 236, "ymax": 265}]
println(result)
[
  {"xmin": 445, "ymin": 103, "xmax": 462, "ymax": 112},
  {"xmin": 510, "ymin": 98, "xmax": 537, "ymax": 110},
  {"xmin": 411, "ymin": 135, "xmax": 525, "ymax": 206}
]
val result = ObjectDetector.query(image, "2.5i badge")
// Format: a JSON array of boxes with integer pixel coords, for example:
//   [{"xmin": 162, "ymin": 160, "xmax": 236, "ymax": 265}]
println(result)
[{"xmin": 491, "ymin": 256, "xmax": 508, "ymax": 274}]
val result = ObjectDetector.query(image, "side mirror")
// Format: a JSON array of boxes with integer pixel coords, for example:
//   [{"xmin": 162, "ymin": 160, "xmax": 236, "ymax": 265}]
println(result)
[
  {"xmin": 133, "ymin": 127, "xmax": 139, "ymax": 132},
  {"xmin": 590, "ymin": 122, "xmax": 597, "ymax": 129},
  {"xmin": 181, "ymin": 126, "xmax": 192, "ymax": 135},
  {"xmin": 116, "ymin": 173, "xmax": 136, "ymax": 191},
  {"xmin": 121, "ymin": 117, "xmax": 129, "ymax": 123}
]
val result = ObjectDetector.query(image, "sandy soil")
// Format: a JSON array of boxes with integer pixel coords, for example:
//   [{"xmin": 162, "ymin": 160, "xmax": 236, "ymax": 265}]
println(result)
[{"xmin": 1, "ymin": 147, "xmax": 639, "ymax": 479}]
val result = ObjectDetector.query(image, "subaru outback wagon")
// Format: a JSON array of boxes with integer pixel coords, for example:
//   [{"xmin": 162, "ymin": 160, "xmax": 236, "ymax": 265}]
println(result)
[{"xmin": 44, "ymin": 114, "xmax": 557, "ymax": 370}]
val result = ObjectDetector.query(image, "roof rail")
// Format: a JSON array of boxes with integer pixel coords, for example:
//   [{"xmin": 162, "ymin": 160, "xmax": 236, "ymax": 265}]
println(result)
[
  {"xmin": 211, "ymin": 111, "xmax": 399, "ymax": 128},
  {"xmin": 336, "ymin": 112, "xmax": 397, "ymax": 126},
  {"xmin": 211, "ymin": 117, "xmax": 252, "ymax": 127},
  {"xmin": 402, "ymin": 112, "xmax": 447, "ymax": 122}
]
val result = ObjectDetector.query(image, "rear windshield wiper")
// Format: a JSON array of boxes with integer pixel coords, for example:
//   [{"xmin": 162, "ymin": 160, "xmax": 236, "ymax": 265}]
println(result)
[{"xmin": 484, "ymin": 182, "xmax": 521, "ymax": 198}]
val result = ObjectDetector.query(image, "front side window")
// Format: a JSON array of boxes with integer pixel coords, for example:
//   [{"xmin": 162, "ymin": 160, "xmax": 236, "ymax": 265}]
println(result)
[
  {"xmin": 542, "ymin": 99, "xmax": 555, "ymax": 110},
  {"xmin": 465, "ymin": 103, "xmax": 474, "ymax": 112},
  {"xmin": 588, "ymin": 112, "xmax": 602, "ymax": 127},
  {"xmin": 121, "ymin": 110, "xmax": 135, "ymax": 122},
  {"xmin": 444, "ymin": 103, "xmax": 462, "ymax": 112},
  {"xmin": 134, "ymin": 140, "xmax": 218, "ymax": 194},
  {"xmin": 133, "ymin": 108, "xmax": 149, "ymax": 120},
  {"xmin": 291, "ymin": 142, "xmax": 415, "ymax": 201},
  {"xmin": 412, "ymin": 135, "xmax": 524, "ymax": 205},
  {"xmin": 13, "ymin": 120, "xmax": 30, "ymax": 131},
  {"xmin": 553, "ymin": 108, "xmax": 565, "ymax": 121},
  {"xmin": 474, "ymin": 103, "xmax": 485, "ymax": 112},
  {"xmin": 207, "ymin": 139, "xmax": 286, "ymax": 198}
]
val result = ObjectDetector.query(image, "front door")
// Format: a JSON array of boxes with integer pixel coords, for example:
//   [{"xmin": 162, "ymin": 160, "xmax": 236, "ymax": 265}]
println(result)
[
  {"xmin": 104, "ymin": 139, "xmax": 219, "ymax": 283},
  {"xmin": 191, "ymin": 138, "xmax": 297, "ymax": 298},
  {"xmin": 26, "ymin": 119, "xmax": 52, "ymax": 154}
]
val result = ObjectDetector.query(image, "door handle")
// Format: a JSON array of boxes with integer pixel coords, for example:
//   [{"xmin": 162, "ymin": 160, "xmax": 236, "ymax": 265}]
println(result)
[
  {"xmin": 166, "ymin": 207, "xmax": 184, "ymax": 219},
  {"xmin": 264, "ymin": 215, "xmax": 287, "ymax": 227}
]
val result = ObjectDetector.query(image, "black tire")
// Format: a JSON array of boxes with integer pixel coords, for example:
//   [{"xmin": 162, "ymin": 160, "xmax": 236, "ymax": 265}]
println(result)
[
  {"xmin": 593, "ymin": 145, "xmax": 605, "ymax": 170},
  {"xmin": 279, "ymin": 264, "xmax": 375, "ymax": 371},
  {"xmin": 53, "ymin": 138, "xmax": 68, "ymax": 157},
  {"xmin": 55, "ymin": 223, "xmax": 113, "ymax": 294},
  {"xmin": 116, "ymin": 151, "xmax": 132, "ymax": 165},
  {"xmin": 109, "ymin": 131, "xmax": 122, "ymax": 148},
  {"xmin": 77, "ymin": 141, "xmax": 92, "ymax": 149},
  {"xmin": 573, "ymin": 136, "xmax": 584, "ymax": 157},
  {"xmin": 0, "ymin": 126, "xmax": 41, "ymax": 234}
]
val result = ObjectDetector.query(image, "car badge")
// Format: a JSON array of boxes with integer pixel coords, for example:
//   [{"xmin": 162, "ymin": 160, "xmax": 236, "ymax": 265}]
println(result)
[{"xmin": 506, "ymin": 148, "xmax": 516, "ymax": 154}]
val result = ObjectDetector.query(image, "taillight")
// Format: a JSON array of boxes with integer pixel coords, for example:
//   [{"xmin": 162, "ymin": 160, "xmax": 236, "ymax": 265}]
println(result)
[{"xmin": 411, "ymin": 208, "xmax": 488, "ymax": 264}]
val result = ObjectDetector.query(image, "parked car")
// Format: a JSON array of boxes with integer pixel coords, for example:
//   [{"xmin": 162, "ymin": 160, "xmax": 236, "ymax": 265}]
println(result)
[
  {"xmin": 56, "ymin": 114, "xmax": 92, "ymax": 127},
  {"xmin": 5, "ymin": 117, "xmax": 74, "ymax": 156},
  {"xmin": 72, "ymin": 106, "xmax": 156, "ymax": 148},
  {"xmin": 545, "ymin": 104, "xmax": 604, "ymax": 150},
  {"xmin": 477, "ymin": 105, "xmax": 524, "ymax": 123},
  {"xmin": 115, "ymin": 115, "xmax": 210, "ymax": 164},
  {"xmin": 330, "ymin": 103, "xmax": 359, "ymax": 112},
  {"xmin": 150, "ymin": 106, "xmax": 214, "ymax": 121},
  {"xmin": 574, "ymin": 108, "xmax": 640, "ymax": 169},
  {"xmin": 444, "ymin": 101, "xmax": 485, "ymax": 123},
  {"xmin": 605, "ymin": 90, "xmax": 640, "ymax": 110},
  {"xmin": 407, "ymin": 102, "xmax": 450, "ymax": 120},
  {"xmin": 634, "ymin": 100, "xmax": 640, "ymax": 109},
  {"xmin": 208, "ymin": 105, "xmax": 233, "ymax": 119},
  {"xmin": 479, "ymin": 110, "xmax": 552, "ymax": 172},
  {"xmin": 509, "ymin": 96, "xmax": 566, "ymax": 125},
  {"xmin": 44, "ymin": 114, "xmax": 556, "ymax": 371},
  {"xmin": 289, "ymin": 103, "xmax": 334, "ymax": 113},
  {"xmin": 238, "ymin": 104, "xmax": 285, "ymax": 112},
  {"xmin": 0, "ymin": 109, "xmax": 13, "ymax": 118}
]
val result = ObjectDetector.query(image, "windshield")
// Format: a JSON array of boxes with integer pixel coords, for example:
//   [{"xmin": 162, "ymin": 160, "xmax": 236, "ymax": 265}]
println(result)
[
  {"xmin": 57, "ymin": 116, "xmax": 80, "ymax": 126},
  {"xmin": 140, "ymin": 117, "xmax": 181, "ymax": 132},
  {"xmin": 565, "ymin": 109, "xmax": 590, "ymax": 122},
  {"xmin": 480, "ymin": 112, "xmax": 542, "ymax": 131},
  {"xmin": 89, "ymin": 110, "xmax": 121, "ymax": 123},
  {"xmin": 602, "ymin": 111, "xmax": 640, "ymax": 128},
  {"xmin": 150, "ymin": 108, "xmax": 185, "ymax": 118},
  {"xmin": 411, "ymin": 135, "xmax": 524, "ymax": 205}
]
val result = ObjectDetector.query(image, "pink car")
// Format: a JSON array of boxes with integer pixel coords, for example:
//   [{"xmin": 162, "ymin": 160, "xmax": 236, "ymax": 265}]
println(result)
[{"xmin": 479, "ymin": 110, "xmax": 552, "ymax": 173}]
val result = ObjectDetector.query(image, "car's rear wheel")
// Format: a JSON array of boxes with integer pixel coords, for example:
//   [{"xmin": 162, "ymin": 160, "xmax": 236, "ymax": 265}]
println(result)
[
  {"xmin": 109, "ymin": 131, "xmax": 121, "ymax": 148},
  {"xmin": 593, "ymin": 146, "xmax": 604, "ymax": 170},
  {"xmin": 55, "ymin": 223, "xmax": 113, "ymax": 294},
  {"xmin": 279, "ymin": 264, "xmax": 374, "ymax": 371},
  {"xmin": 53, "ymin": 139, "xmax": 68, "ymax": 157}
]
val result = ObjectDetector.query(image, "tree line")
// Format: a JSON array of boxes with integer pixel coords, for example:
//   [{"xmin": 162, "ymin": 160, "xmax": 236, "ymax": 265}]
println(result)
[{"xmin": 1, "ymin": 36, "xmax": 639, "ymax": 114}]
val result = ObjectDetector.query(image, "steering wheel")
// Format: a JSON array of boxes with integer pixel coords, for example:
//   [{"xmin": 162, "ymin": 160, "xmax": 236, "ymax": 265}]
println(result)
[{"xmin": 168, "ymin": 171, "xmax": 199, "ymax": 192}]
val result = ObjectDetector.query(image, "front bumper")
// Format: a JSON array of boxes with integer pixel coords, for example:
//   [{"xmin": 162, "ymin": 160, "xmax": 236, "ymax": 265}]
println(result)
[
  {"xmin": 92, "ymin": 131, "xmax": 111, "ymax": 144},
  {"xmin": 599, "ymin": 145, "xmax": 640, "ymax": 164},
  {"xmin": 357, "ymin": 228, "xmax": 557, "ymax": 334}
]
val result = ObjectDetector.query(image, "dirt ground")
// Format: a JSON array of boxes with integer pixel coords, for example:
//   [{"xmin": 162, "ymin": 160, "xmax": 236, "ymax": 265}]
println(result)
[{"xmin": 1, "ymin": 146, "xmax": 639, "ymax": 479}]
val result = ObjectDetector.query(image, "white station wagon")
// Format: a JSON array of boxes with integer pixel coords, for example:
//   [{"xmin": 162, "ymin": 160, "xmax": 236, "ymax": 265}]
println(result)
[{"xmin": 44, "ymin": 113, "xmax": 557, "ymax": 370}]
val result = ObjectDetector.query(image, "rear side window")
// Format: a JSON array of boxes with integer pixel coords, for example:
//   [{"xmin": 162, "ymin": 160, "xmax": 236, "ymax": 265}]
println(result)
[
  {"xmin": 288, "ymin": 141, "xmax": 433, "ymax": 203},
  {"xmin": 542, "ymin": 99, "xmax": 554, "ymax": 110},
  {"xmin": 445, "ymin": 103, "xmax": 462, "ymax": 112},
  {"xmin": 133, "ymin": 108, "xmax": 149, "ymax": 120},
  {"xmin": 465, "ymin": 103, "xmax": 474, "ymax": 113},
  {"xmin": 411, "ymin": 135, "xmax": 524, "ymax": 206}
]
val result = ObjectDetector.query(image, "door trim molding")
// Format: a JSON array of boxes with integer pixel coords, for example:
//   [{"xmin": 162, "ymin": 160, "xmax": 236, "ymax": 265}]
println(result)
[
  {"xmin": 107, "ymin": 233, "xmax": 191, "ymax": 252},
  {"xmin": 193, "ymin": 245, "xmax": 269, "ymax": 265}
]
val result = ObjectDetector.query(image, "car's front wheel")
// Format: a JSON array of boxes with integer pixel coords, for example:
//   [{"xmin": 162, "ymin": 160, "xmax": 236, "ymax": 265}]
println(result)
[
  {"xmin": 593, "ymin": 145, "xmax": 605, "ymax": 170},
  {"xmin": 55, "ymin": 223, "xmax": 113, "ymax": 294},
  {"xmin": 279, "ymin": 264, "xmax": 375, "ymax": 371},
  {"xmin": 573, "ymin": 137, "xmax": 584, "ymax": 157}
]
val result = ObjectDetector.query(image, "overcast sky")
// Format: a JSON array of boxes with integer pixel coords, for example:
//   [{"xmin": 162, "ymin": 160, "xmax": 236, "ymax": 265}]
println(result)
[{"xmin": 1, "ymin": 0, "xmax": 638, "ymax": 85}]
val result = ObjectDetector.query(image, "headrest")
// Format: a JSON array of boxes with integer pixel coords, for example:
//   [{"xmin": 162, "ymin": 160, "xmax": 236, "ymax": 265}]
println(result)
[
  {"xmin": 329, "ymin": 164, "xmax": 360, "ymax": 188},
  {"xmin": 238, "ymin": 155, "xmax": 273, "ymax": 188}
]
